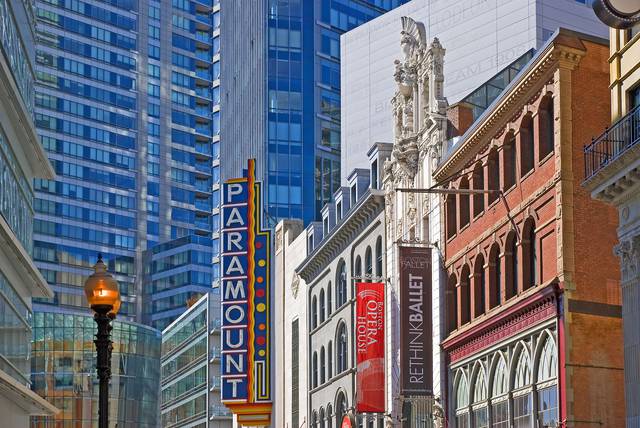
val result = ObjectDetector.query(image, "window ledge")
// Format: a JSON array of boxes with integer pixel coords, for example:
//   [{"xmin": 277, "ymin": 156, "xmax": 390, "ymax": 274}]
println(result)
[
  {"xmin": 520, "ymin": 168, "xmax": 535, "ymax": 183},
  {"xmin": 538, "ymin": 151, "xmax": 554, "ymax": 167}
]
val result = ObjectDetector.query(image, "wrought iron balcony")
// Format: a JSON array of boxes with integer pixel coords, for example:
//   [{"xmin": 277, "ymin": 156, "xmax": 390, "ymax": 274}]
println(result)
[{"xmin": 584, "ymin": 105, "xmax": 640, "ymax": 181}]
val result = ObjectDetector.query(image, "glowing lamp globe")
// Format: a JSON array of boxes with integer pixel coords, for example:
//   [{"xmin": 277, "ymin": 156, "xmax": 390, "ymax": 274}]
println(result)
[{"xmin": 84, "ymin": 255, "xmax": 121, "ymax": 315}]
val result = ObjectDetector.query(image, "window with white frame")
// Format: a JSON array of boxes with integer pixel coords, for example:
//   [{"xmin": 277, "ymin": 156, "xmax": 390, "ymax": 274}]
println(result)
[
  {"xmin": 491, "ymin": 356, "xmax": 509, "ymax": 428},
  {"xmin": 472, "ymin": 366, "xmax": 488, "ymax": 428}
]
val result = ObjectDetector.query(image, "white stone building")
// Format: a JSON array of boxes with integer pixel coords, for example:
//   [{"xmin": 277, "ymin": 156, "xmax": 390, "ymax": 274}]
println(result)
[
  {"xmin": 274, "ymin": 155, "xmax": 389, "ymax": 427},
  {"xmin": 381, "ymin": 17, "xmax": 448, "ymax": 426}
]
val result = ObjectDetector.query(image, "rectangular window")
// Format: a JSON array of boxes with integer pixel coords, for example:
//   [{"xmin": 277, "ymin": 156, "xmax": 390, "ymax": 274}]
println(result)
[
  {"xmin": 537, "ymin": 386, "xmax": 558, "ymax": 427},
  {"xmin": 148, "ymin": 24, "xmax": 160, "ymax": 39},
  {"xmin": 491, "ymin": 400, "xmax": 508, "ymax": 428},
  {"xmin": 513, "ymin": 393, "xmax": 531, "ymax": 427},
  {"xmin": 473, "ymin": 407, "xmax": 488, "ymax": 428},
  {"xmin": 148, "ymin": 63, "xmax": 160, "ymax": 78}
]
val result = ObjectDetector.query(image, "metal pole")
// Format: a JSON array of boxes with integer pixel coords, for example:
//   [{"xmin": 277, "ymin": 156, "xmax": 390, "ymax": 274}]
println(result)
[{"xmin": 93, "ymin": 304, "xmax": 114, "ymax": 428}]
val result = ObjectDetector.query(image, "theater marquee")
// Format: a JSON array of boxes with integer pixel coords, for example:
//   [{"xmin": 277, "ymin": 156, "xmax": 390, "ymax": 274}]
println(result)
[
  {"xmin": 399, "ymin": 246, "xmax": 432, "ymax": 396},
  {"xmin": 221, "ymin": 159, "xmax": 272, "ymax": 426}
]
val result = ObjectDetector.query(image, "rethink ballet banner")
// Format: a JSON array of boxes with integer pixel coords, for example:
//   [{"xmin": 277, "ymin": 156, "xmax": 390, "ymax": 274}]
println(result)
[
  {"xmin": 399, "ymin": 246, "xmax": 432, "ymax": 396},
  {"xmin": 221, "ymin": 159, "xmax": 272, "ymax": 426},
  {"xmin": 356, "ymin": 281, "xmax": 385, "ymax": 413}
]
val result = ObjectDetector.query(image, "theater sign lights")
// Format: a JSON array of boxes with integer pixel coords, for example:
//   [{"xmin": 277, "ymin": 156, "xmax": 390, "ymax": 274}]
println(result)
[{"xmin": 221, "ymin": 159, "xmax": 272, "ymax": 426}]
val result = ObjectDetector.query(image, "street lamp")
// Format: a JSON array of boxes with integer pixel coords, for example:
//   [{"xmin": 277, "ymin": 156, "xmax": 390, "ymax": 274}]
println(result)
[{"xmin": 84, "ymin": 254, "xmax": 121, "ymax": 428}]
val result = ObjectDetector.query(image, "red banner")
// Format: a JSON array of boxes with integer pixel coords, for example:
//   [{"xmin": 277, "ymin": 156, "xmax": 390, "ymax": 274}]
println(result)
[{"xmin": 356, "ymin": 282, "xmax": 385, "ymax": 413}]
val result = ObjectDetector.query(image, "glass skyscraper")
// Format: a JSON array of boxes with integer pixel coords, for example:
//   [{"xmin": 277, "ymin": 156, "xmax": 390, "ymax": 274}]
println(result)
[
  {"xmin": 32, "ymin": 0, "xmax": 220, "ymax": 328},
  {"xmin": 30, "ymin": 0, "xmax": 223, "ymax": 424},
  {"xmin": 221, "ymin": 0, "xmax": 409, "ymax": 224}
]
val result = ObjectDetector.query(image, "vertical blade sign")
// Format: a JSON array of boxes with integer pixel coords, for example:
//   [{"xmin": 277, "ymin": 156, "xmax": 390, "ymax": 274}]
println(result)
[{"xmin": 221, "ymin": 159, "xmax": 272, "ymax": 426}]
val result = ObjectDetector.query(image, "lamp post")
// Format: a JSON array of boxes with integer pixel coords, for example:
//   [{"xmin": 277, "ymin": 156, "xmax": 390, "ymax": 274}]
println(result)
[{"xmin": 84, "ymin": 254, "xmax": 121, "ymax": 428}]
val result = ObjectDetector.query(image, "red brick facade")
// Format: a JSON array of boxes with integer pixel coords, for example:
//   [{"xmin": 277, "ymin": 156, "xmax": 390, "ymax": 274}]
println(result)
[{"xmin": 437, "ymin": 31, "xmax": 624, "ymax": 427}]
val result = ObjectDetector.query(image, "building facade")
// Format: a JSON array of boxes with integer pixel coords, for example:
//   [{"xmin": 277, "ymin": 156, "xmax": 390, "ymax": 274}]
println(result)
[
  {"xmin": 583, "ymin": 14, "xmax": 640, "ymax": 428},
  {"xmin": 161, "ymin": 292, "xmax": 231, "ymax": 428},
  {"xmin": 436, "ymin": 29, "xmax": 625, "ymax": 427},
  {"xmin": 340, "ymin": 0, "xmax": 608, "ymax": 182},
  {"xmin": 31, "ymin": 309, "xmax": 161, "ymax": 427},
  {"xmin": 220, "ymin": 0, "xmax": 410, "ymax": 224},
  {"xmin": 32, "ymin": 0, "xmax": 220, "ymax": 328},
  {"xmin": 274, "ymin": 156, "xmax": 388, "ymax": 426},
  {"xmin": 0, "ymin": 0, "xmax": 59, "ymax": 424},
  {"xmin": 381, "ymin": 18, "xmax": 448, "ymax": 425}
]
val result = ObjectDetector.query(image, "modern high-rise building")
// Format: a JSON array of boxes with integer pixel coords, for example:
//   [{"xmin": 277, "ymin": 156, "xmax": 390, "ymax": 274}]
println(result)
[
  {"xmin": 30, "ymin": 0, "xmax": 223, "ymax": 424},
  {"xmin": 0, "ymin": 0, "xmax": 59, "ymax": 424},
  {"xmin": 160, "ymin": 292, "xmax": 230, "ymax": 427},
  {"xmin": 32, "ymin": 0, "xmax": 220, "ymax": 330},
  {"xmin": 220, "ymin": 0, "xmax": 411, "ymax": 224}
]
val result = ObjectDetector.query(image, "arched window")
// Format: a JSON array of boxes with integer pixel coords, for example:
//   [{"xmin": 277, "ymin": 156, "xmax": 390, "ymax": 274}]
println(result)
[
  {"xmin": 523, "ymin": 219, "xmax": 537, "ymax": 290},
  {"xmin": 447, "ymin": 273, "xmax": 458, "ymax": 333},
  {"xmin": 319, "ymin": 408, "xmax": 325, "ymax": 428},
  {"xmin": 538, "ymin": 95, "xmax": 554, "ymax": 160},
  {"xmin": 459, "ymin": 177, "xmax": 470, "ymax": 228},
  {"xmin": 503, "ymin": 132, "xmax": 516, "ymax": 190},
  {"xmin": 472, "ymin": 367, "xmax": 488, "ymax": 428},
  {"xmin": 473, "ymin": 162, "xmax": 484, "ymax": 217},
  {"xmin": 312, "ymin": 352, "xmax": 318, "ymax": 388},
  {"xmin": 365, "ymin": 246, "xmax": 373, "ymax": 281},
  {"xmin": 327, "ymin": 341, "xmax": 333, "ymax": 379},
  {"xmin": 336, "ymin": 260, "xmax": 347, "ymax": 308},
  {"xmin": 491, "ymin": 356, "xmax": 509, "ymax": 428},
  {"xmin": 327, "ymin": 282, "xmax": 332, "ymax": 316},
  {"xmin": 335, "ymin": 391, "xmax": 347, "ymax": 425},
  {"xmin": 537, "ymin": 337, "xmax": 558, "ymax": 427},
  {"xmin": 489, "ymin": 244, "xmax": 501, "ymax": 309},
  {"xmin": 487, "ymin": 149, "xmax": 500, "ymax": 205},
  {"xmin": 319, "ymin": 289, "xmax": 326, "ymax": 324},
  {"xmin": 455, "ymin": 371, "xmax": 470, "ymax": 428},
  {"xmin": 473, "ymin": 255, "xmax": 486, "ymax": 318},
  {"xmin": 520, "ymin": 114, "xmax": 534, "ymax": 176},
  {"xmin": 355, "ymin": 256, "xmax": 362, "ymax": 278},
  {"xmin": 312, "ymin": 296, "xmax": 318, "ymax": 329},
  {"xmin": 327, "ymin": 405, "xmax": 333, "ymax": 428},
  {"xmin": 320, "ymin": 346, "xmax": 326, "ymax": 384},
  {"xmin": 446, "ymin": 194, "xmax": 457, "ymax": 239},
  {"xmin": 513, "ymin": 348, "xmax": 533, "ymax": 427},
  {"xmin": 375, "ymin": 237, "xmax": 383, "ymax": 277},
  {"xmin": 459, "ymin": 265, "xmax": 471, "ymax": 326},
  {"xmin": 337, "ymin": 323, "xmax": 348, "ymax": 373},
  {"xmin": 312, "ymin": 411, "xmax": 318, "ymax": 428},
  {"xmin": 505, "ymin": 232, "xmax": 518, "ymax": 299}
]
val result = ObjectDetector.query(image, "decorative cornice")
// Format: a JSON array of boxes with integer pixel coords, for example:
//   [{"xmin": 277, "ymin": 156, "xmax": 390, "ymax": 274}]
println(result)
[
  {"xmin": 296, "ymin": 190, "xmax": 385, "ymax": 282},
  {"xmin": 434, "ymin": 32, "xmax": 591, "ymax": 182},
  {"xmin": 442, "ymin": 283, "xmax": 560, "ymax": 363}
]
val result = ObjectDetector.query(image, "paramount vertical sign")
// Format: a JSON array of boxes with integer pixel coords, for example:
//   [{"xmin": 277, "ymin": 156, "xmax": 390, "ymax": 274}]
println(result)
[
  {"xmin": 221, "ymin": 159, "xmax": 272, "ymax": 426},
  {"xmin": 399, "ymin": 246, "xmax": 432, "ymax": 395}
]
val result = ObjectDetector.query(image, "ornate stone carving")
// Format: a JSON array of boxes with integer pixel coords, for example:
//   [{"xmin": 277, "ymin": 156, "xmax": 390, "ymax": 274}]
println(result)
[
  {"xmin": 291, "ymin": 273, "xmax": 300, "ymax": 298},
  {"xmin": 614, "ymin": 235, "xmax": 640, "ymax": 282}
]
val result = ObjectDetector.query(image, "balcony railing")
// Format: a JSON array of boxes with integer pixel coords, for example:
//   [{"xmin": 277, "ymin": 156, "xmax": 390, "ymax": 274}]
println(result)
[
  {"xmin": 210, "ymin": 405, "xmax": 231, "ymax": 417},
  {"xmin": 584, "ymin": 105, "xmax": 640, "ymax": 180}
]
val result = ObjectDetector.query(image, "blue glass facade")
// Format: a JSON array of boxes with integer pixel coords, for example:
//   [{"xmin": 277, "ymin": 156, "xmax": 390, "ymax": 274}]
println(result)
[
  {"xmin": 264, "ymin": 0, "xmax": 409, "ymax": 222},
  {"xmin": 32, "ymin": 0, "xmax": 220, "ymax": 325}
]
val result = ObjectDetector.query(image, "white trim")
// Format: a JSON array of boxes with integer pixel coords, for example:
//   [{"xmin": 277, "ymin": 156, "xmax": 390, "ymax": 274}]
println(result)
[{"xmin": 0, "ymin": 369, "xmax": 58, "ymax": 415}]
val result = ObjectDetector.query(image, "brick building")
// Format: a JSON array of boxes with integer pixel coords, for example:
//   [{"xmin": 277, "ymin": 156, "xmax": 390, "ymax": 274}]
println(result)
[{"xmin": 435, "ymin": 29, "xmax": 625, "ymax": 428}]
